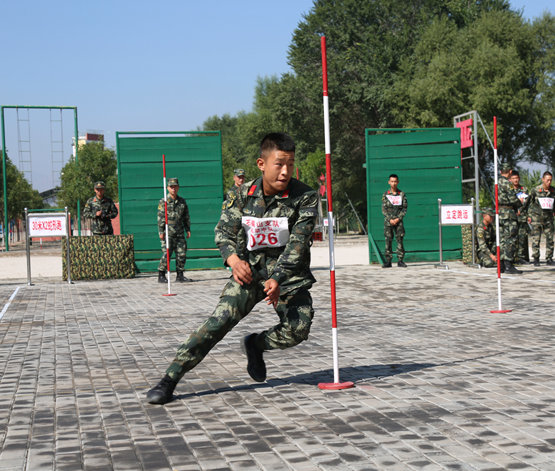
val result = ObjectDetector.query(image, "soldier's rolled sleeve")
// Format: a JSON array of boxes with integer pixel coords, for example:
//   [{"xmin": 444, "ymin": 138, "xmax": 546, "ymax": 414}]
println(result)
[
  {"xmin": 270, "ymin": 192, "xmax": 318, "ymax": 285},
  {"xmin": 215, "ymin": 205, "xmax": 243, "ymax": 265}
]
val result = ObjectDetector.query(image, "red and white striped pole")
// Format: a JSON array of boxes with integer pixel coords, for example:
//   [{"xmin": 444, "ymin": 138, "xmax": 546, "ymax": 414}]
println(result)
[
  {"xmin": 318, "ymin": 36, "xmax": 354, "ymax": 391},
  {"xmin": 490, "ymin": 117, "xmax": 510, "ymax": 313},
  {"xmin": 162, "ymin": 154, "xmax": 176, "ymax": 297}
]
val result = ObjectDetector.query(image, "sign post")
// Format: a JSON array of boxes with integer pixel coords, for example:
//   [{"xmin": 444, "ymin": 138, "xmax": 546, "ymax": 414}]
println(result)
[
  {"xmin": 162, "ymin": 154, "xmax": 176, "ymax": 297},
  {"xmin": 434, "ymin": 201, "xmax": 475, "ymax": 270}
]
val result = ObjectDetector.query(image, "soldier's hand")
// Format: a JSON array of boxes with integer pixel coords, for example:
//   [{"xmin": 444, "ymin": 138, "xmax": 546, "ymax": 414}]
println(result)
[
  {"xmin": 527, "ymin": 217, "xmax": 532, "ymax": 224},
  {"xmin": 227, "ymin": 255, "xmax": 252, "ymax": 285},
  {"xmin": 490, "ymin": 254, "xmax": 496, "ymax": 262},
  {"xmin": 187, "ymin": 231, "xmax": 191, "ymax": 239},
  {"xmin": 96, "ymin": 210, "xmax": 102, "ymax": 217},
  {"xmin": 264, "ymin": 279, "xmax": 280, "ymax": 308},
  {"xmin": 159, "ymin": 233, "xmax": 165, "ymax": 240}
]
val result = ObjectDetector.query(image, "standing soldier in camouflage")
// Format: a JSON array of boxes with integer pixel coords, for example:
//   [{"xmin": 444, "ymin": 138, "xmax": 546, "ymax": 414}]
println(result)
[
  {"xmin": 224, "ymin": 169, "xmax": 246, "ymax": 204},
  {"xmin": 83, "ymin": 181, "xmax": 118, "ymax": 235},
  {"xmin": 381, "ymin": 174, "xmax": 408, "ymax": 268},
  {"xmin": 476, "ymin": 207, "xmax": 501, "ymax": 270},
  {"xmin": 158, "ymin": 178, "xmax": 192, "ymax": 283},
  {"xmin": 526, "ymin": 171, "xmax": 555, "ymax": 266},
  {"xmin": 498, "ymin": 164, "xmax": 524, "ymax": 274},
  {"xmin": 147, "ymin": 132, "xmax": 318, "ymax": 405},
  {"xmin": 510, "ymin": 170, "xmax": 530, "ymax": 264}
]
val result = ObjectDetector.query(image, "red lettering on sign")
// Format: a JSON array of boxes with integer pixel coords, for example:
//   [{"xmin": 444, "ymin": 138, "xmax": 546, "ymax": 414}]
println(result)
[{"xmin": 456, "ymin": 118, "xmax": 473, "ymax": 149}]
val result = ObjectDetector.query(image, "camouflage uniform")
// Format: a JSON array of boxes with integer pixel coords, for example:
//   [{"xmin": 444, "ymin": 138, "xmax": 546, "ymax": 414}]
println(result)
[
  {"xmin": 527, "ymin": 184, "xmax": 555, "ymax": 261},
  {"xmin": 83, "ymin": 191, "xmax": 118, "ymax": 235},
  {"xmin": 476, "ymin": 222, "xmax": 496, "ymax": 268},
  {"xmin": 158, "ymin": 191, "xmax": 191, "ymax": 272},
  {"xmin": 223, "ymin": 184, "xmax": 247, "ymax": 256},
  {"xmin": 381, "ymin": 189, "xmax": 408, "ymax": 262},
  {"xmin": 513, "ymin": 184, "xmax": 530, "ymax": 261},
  {"xmin": 497, "ymin": 175, "xmax": 521, "ymax": 262},
  {"xmin": 166, "ymin": 176, "xmax": 318, "ymax": 382}
]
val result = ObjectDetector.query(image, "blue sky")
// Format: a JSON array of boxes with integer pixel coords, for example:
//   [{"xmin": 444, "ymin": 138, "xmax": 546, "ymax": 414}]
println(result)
[{"xmin": 1, "ymin": 0, "xmax": 553, "ymax": 192}]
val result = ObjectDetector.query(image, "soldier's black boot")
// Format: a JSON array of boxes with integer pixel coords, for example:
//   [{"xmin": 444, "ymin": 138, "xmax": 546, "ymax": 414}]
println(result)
[
  {"xmin": 240, "ymin": 334, "xmax": 266, "ymax": 382},
  {"xmin": 547, "ymin": 259, "xmax": 555, "ymax": 266},
  {"xmin": 175, "ymin": 271, "xmax": 192, "ymax": 283},
  {"xmin": 397, "ymin": 261, "xmax": 407, "ymax": 267},
  {"xmin": 382, "ymin": 261, "xmax": 392, "ymax": 268},
  {"xmin": 146, "ymin": 375, "xmax": 177, "ymax": 404},
  {"xmin": 499, "ymin": 261, "xmax": 505, "ymax": 274},
  {"xmin": 533, "ymin": 258, "xmax": 541, "ymax": 267},
  {"xmin": 505, "ymin": 262, "xmax": 523, "ymax": 274},
  {"xmin": 518, "ymin": 259, "xmax": 529, "ymax": 265},
  {"xmin": 158, "ymin": 271, "xmax": 168, "ymax": 283}
]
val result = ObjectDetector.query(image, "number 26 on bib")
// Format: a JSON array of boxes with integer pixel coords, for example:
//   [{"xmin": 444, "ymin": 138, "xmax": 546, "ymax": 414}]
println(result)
[{"xmin": 242, "ymin": 217, "xmax": 290, "ymax": 251}]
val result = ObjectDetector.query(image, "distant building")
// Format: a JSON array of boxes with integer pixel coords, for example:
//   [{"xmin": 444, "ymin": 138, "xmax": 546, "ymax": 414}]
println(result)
[
  {"xmin": 72, "ymin": 130, "xmax": 104, "ymax": 157},
  {"xmin": 40, "ymin": 188, "xmax": 58, "ymax": 207}
]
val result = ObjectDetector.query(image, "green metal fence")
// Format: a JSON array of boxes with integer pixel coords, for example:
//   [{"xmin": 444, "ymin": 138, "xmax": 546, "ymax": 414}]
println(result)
[
  {"xmin": 366, "ymin": 128, "xmax": 462, "ymax": 263},
  {"xmin": 116, "ymin": 131, "xmax": 224, "ymax": 272}
]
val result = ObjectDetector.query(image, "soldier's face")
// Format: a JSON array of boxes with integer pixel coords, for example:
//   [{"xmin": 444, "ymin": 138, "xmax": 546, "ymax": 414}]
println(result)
[
  {"xmin": 233, "ymin": 175, "xmax": 245, "ymax": 187},
  {"xmin": 258, "ymin": 150, "xmax": 295, "ymax": 195},
  {"xmin": 543, "ymin": 175, "xmax": 553, "ymax": 188},
  {"xmin": 484, "ymin": 214, "xmax": 493, "ymax": 224},
  {"xmin": 94, "ymin": 188, "xmax": 105, "ymax": 199},
  {"xmin": 168, "ymin": 185, "xmax": 179, "ymax": 197},
  {"xmin": 388, "ymin": 178, "xmax": 398, "ymax": 191},
  {"xmin": 510, "ymin": 175, "xmax": 520, "ymax": 187}
]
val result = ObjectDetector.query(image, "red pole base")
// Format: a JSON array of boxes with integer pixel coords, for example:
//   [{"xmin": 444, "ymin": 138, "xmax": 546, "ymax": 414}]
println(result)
[
  {"xmin": 162, "ymin": 294, "xmax": 177, "ymax": 297},
  {"xmin": 490, "ymin": 309, "xmax": 511, "ymax": 313},
  {"xmin": 318, "ymin": 381, "xmax": 354, "ymax": 390}
]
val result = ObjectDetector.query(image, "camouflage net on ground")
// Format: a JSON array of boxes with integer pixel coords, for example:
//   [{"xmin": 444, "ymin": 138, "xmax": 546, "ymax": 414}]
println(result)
[
  {"xmin": 63, "ymin": 235, "xmax": 135, "ymax": 281},
  {"xmin": 462, "ymin": 225, "xmax": 473, "ymax": 265}
]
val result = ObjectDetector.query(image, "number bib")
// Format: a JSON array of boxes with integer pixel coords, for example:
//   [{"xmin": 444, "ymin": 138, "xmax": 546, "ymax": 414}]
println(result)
[
  {"xmin": 386, "ymin": 195, "xmax": 402, "ymax": 206},
  {"xmin": 242, "ymin": 217, "xmax": 290, "ymax": 251},
  {"xmin": 538, "ymin": 197, "xmax": 554, "ymax": 210}
]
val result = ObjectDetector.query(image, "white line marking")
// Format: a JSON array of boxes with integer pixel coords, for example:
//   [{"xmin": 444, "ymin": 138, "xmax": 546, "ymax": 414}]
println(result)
[
  {"xmin": 448, "ymin": 269, "xmax": 555, "ymax": 284},
  {"xmin": 0, "ymin": 287, "xmax": 21, "ymax": 320}
]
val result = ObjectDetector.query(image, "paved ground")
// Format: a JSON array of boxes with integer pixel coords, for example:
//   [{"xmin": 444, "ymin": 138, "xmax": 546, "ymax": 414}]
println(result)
[{"xmin": 2, "ymin": 260, "xmax": 555, "ymax": 470}]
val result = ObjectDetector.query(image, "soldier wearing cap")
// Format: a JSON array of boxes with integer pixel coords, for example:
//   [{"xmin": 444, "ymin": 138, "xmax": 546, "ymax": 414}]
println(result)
[
  {"xmin": 476, "ymin": 207, "xmax": 500, "ymax": 269},
  {"xmin": 497, "ymin": 163, "xmax": 524, "ymax": 274},
  {"xmin": 83, "ymin": 181, "xmax": 118, "ymax": 235},
  {"xmin": 526, "ymin": 171, "xmax": 555, "ymax": 266},
  {"xmin": 510, "ymin": 170, "xmax": 530, "ymax": 264},
  {"xmin": 223, "ymin": 169, "xmax": 246, "ymax": 208},
  {"xmin": 158, "ymin": 177, "xmax": 192, "ymax": 283}
]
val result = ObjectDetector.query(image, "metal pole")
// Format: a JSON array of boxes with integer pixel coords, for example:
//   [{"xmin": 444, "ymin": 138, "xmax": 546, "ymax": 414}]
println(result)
[
  {"xmin": 471, "ymin": 197, "xmax": 476, "ymax": 265},
  {"xmin": 25, "ymin": 208, "xmax": 31, "ymax": 285},
  {"xmin": 434, "ymin": 199, "xmax": 448, "ymax": 269},
  {"xmin": 66, "ymin": 207, "xmax": 71, "ymax": 284},
  {"xmin": 318, "ymin": 36, "xmax": 353, "ymax": 391},
  {"xmin": 74, "ymin": 108, "xmax": 81, "ymax": 236},
  {"xmin": 345, "ymin": 192, "xmax": 367, "ymax": 235},
  {"xmin": 162, "ymin": 155, "xmax": 175, "ymax": 297},
  {"xmin": 1, "ymin": 107, "xmax": 8, "ymax": 252},
  {"xmin": 474, "ymin": 111, "xmax": 480, "ymax": 225}
]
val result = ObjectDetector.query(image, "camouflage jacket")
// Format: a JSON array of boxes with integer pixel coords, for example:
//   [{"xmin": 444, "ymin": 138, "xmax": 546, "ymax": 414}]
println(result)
[
  {"xmin": 512, "ymin": 184, "xmax": 530, "ymax": 223},
  {"xmin": 216, "ymin": 176, "xmax": 318, "ymax": 294},
  {"xmin": 158, "ymin": 195, "xmax": 191, "ymax": 237},
  {"xmin": 476, "ymin": 223, "xmax": 495, "ymax": 258},
  {"xmin": 381, "ymin": 189, "xmax": 407, "ymax": 227},
  {"xmin": 83, "ymin": 196, "xmax": 118, "ymax": 235},
  {"xmin": 527, "ymin": 184, "xmax": 555, "ymax": 223},
  {"xmin": 222, "ymin": 183, "xmax": 246, "ymax": 253},
  {"xmin": 224, "ymin": 184, "xmax": 241, "ymax": 206},
  {"xmin": 497, "ymin": 176, "xmax": 521, "ymax": 220}
]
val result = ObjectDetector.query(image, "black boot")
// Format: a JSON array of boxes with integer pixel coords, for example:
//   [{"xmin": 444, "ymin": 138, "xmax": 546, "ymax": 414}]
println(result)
[
  {"xmin": 175, "ymin": 271, "xmax": 192, "ymax": 283},
  {"xmin": 499, "ymin": 260, "xmax": 505, "ymax": 273},
  {"xmin": 240, "ymin": 334, "xmax": 266, "ymax": 382},
  {"xmin": 518, "ymin": 259, "xmax": 530, "ymax": 265},
  {"xmin": 533, "ymin": 258, "xmax": 541, "ymax": 267},
  {"xmin": 546, "ymin": 259, "xmax": 555, "ymax": 266},
  {"xmin": 158, "ymin": 271, "xmax": 168, "ymax": 283},
  {"xmin": 505, "ymin": 262, "xmax": 523, "ymax": 275},
  {"xmin": 397, "ymin": 261, "xmax": 407, "ymax": 267},
  {"xmin": 146, "ymin": 375, "xmax": 177, "ymax": 404},
  {"xmin": 382, "ymin": 261, "xmax": 392, "ymax": 268}
]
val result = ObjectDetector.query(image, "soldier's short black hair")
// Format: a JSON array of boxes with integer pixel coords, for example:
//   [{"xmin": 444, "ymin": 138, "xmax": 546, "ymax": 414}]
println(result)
[
  {"xmin": 260, "ymin": 133, "xmax": 296, "ymax": 159},
  {"xmin": 543, "ymin": 171, "xmax": 553, "ymax": 178},
  {"xmin": 389, "ymin": 174, "xmax": 399, "ymax": 180},
  {"xmin": 512, "ymin": 170, "xmax": 520, "ymax": 177}
]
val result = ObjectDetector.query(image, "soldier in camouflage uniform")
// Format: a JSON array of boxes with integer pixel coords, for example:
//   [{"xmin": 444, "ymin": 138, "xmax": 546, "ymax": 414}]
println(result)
[
  {"xmin": 147, "ymin": 133, "xmax": 318, "ymax": 405},
  {"xmin": 476, "ymin": 207, "xmax": 499, "ymax": 269},
  {"xmin": 526, "ymin": 171, "xmax": 555, "ymax": 266},
  {"xmin": 497, "ymin": 164, "xmax": 524, "ymax": 274},
  {"xmin": 158, "ymin": 178, "xmax": 192, "ymax": 283},
  {"xmin": 381, "ymin": 174, "xmax": 408, "ymax": 268},
  {"xmin": 510, "ymin": 170, "xmax": 530, "ymax": 264},
  {"xmin": 223, "ymin": 169, "xmax": 247, "ymax": 255},
  {"xmin": 82, "ymin": 181, "xmax": 118, "ymax": 235}
]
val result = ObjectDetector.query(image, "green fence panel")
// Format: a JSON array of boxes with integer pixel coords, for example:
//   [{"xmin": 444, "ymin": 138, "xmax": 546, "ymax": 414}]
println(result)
[
  {"xmin": 366, "ymin": 128, "xmax": 462, "ymax": 263},
  {"xmin": 117, "ymin": 132, "xmax": 225, "ymax": 272}
]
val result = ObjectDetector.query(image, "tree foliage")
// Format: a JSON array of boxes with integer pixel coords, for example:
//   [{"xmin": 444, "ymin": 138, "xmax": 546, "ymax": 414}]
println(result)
[{"xmin": 57, "ymin": 143, "xmax": 118, "ymax": 215}]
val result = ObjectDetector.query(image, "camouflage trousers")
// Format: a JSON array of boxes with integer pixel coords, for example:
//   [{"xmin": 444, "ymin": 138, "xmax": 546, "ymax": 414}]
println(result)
[
  {"xmin": 477, "ymin": 252, "xmax": 495, "ymax": 268},
  {"xmin": 499, "ymin": 217, "xmax": 517, "ymax": 262},
  {"xmin": 531, "ymin": 219, "xmax": 554, "ymax": 260},
  {"xmin": 516, "ymin": 221, "xmax": 530, "ymax": 261},
  {"xmin": 166, "ymin": 277, "xmax": 314, "ymax": 382},
  {"xmin": 158, "ymin": 233, "xmax": 187, "ymax": 272},
  {"xmin": 384, "ymin": 224, "xmax": 405, "ymax": 262}
]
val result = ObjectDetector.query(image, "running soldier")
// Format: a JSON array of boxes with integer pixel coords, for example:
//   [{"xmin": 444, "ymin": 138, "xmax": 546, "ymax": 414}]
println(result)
[
  {"xmin": 158, "ymin": 178, "xmax": 192, "ymax": 283},
  {"xmin": 381, "ymin": 174, "xmax": 407, "ymax": 268},
  {"xmin": 476, "ymin": 207, "xmax": 500, "ymax": 269},
  {"xmin": 510, "ymin": 170, "xmax": 530, "ymax": 264},
  {"xmin": 82, "ymin": 181, "xmax": 118, "ymax": 235},
  {"xmin": 147, "ymin": 133, "xmax": 319, "ymax": 405},
  {"xmin": 526, "ymin": 171, "xmax": 555, "ymax": 266}
]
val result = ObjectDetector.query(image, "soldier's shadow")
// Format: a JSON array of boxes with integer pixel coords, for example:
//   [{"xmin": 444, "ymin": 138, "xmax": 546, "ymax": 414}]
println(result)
[{"xmin": 172, "ymin": 362, "xmax": 436, "ymax": 401}]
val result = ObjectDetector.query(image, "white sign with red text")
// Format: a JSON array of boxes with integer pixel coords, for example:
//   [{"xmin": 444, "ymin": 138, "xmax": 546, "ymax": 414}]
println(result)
[
  {"xmin": 28, "ymin": 215, "xmax": 67, "ymax": 237},
  {"xmin": 538, "ymin": 198, "xmax": 554, "ymax": 210},
  {"xmin": 440, "ymin": 205, "xmax": 473, "ymax": 225},
  {"xmin": 386, "ymin": 195, "xmax": 402, "ymax": 206},
  {"xmin": 242, "ymin": 216, "xmax": 290, "ymax": 251}
]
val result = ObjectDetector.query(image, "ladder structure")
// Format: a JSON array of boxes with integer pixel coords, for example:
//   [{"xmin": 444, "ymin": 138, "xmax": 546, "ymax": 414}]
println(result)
[
  {"xmin": 16, "ymin": 108, "xmax": 33, "ymax": 185},
  {"xmin": 50, "ymin": 109, "xmax": 64, "ymax": 187}
]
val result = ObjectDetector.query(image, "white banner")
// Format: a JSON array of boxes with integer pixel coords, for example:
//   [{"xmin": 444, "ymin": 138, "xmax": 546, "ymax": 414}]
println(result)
[
  {"xmin": 28, "ymin": 215, "xmax": 67, "ymax": 237},
  {"xmin": 323, "ymin": 217, "xmax": 336, "ymax": 227},
  {"xmin": 440, "ymin": 205, "xmax": 473, "ymax": 225},
  {"xmin": 538, "ymin": 197, "xmax": 554, "ymax": 210}
]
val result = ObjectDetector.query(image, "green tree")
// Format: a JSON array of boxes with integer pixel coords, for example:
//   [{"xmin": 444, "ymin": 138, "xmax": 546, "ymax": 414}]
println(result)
[{"xmin": 58, "ymin": 142, "xmax": 118, "ymax": 215}]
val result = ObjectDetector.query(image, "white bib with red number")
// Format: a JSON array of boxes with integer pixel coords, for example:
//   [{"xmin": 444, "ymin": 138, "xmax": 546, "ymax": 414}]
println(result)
[
  {"xmin": 386, "ymin": 195, "xmax": 402, "ymax": 206},
  {"xmin": 538, "ymin": 197, "xmax": 554, "ymax": 210},
  {"xmin": 242, "ymin": 217, "xmax": 290, "ymax": 251}
]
